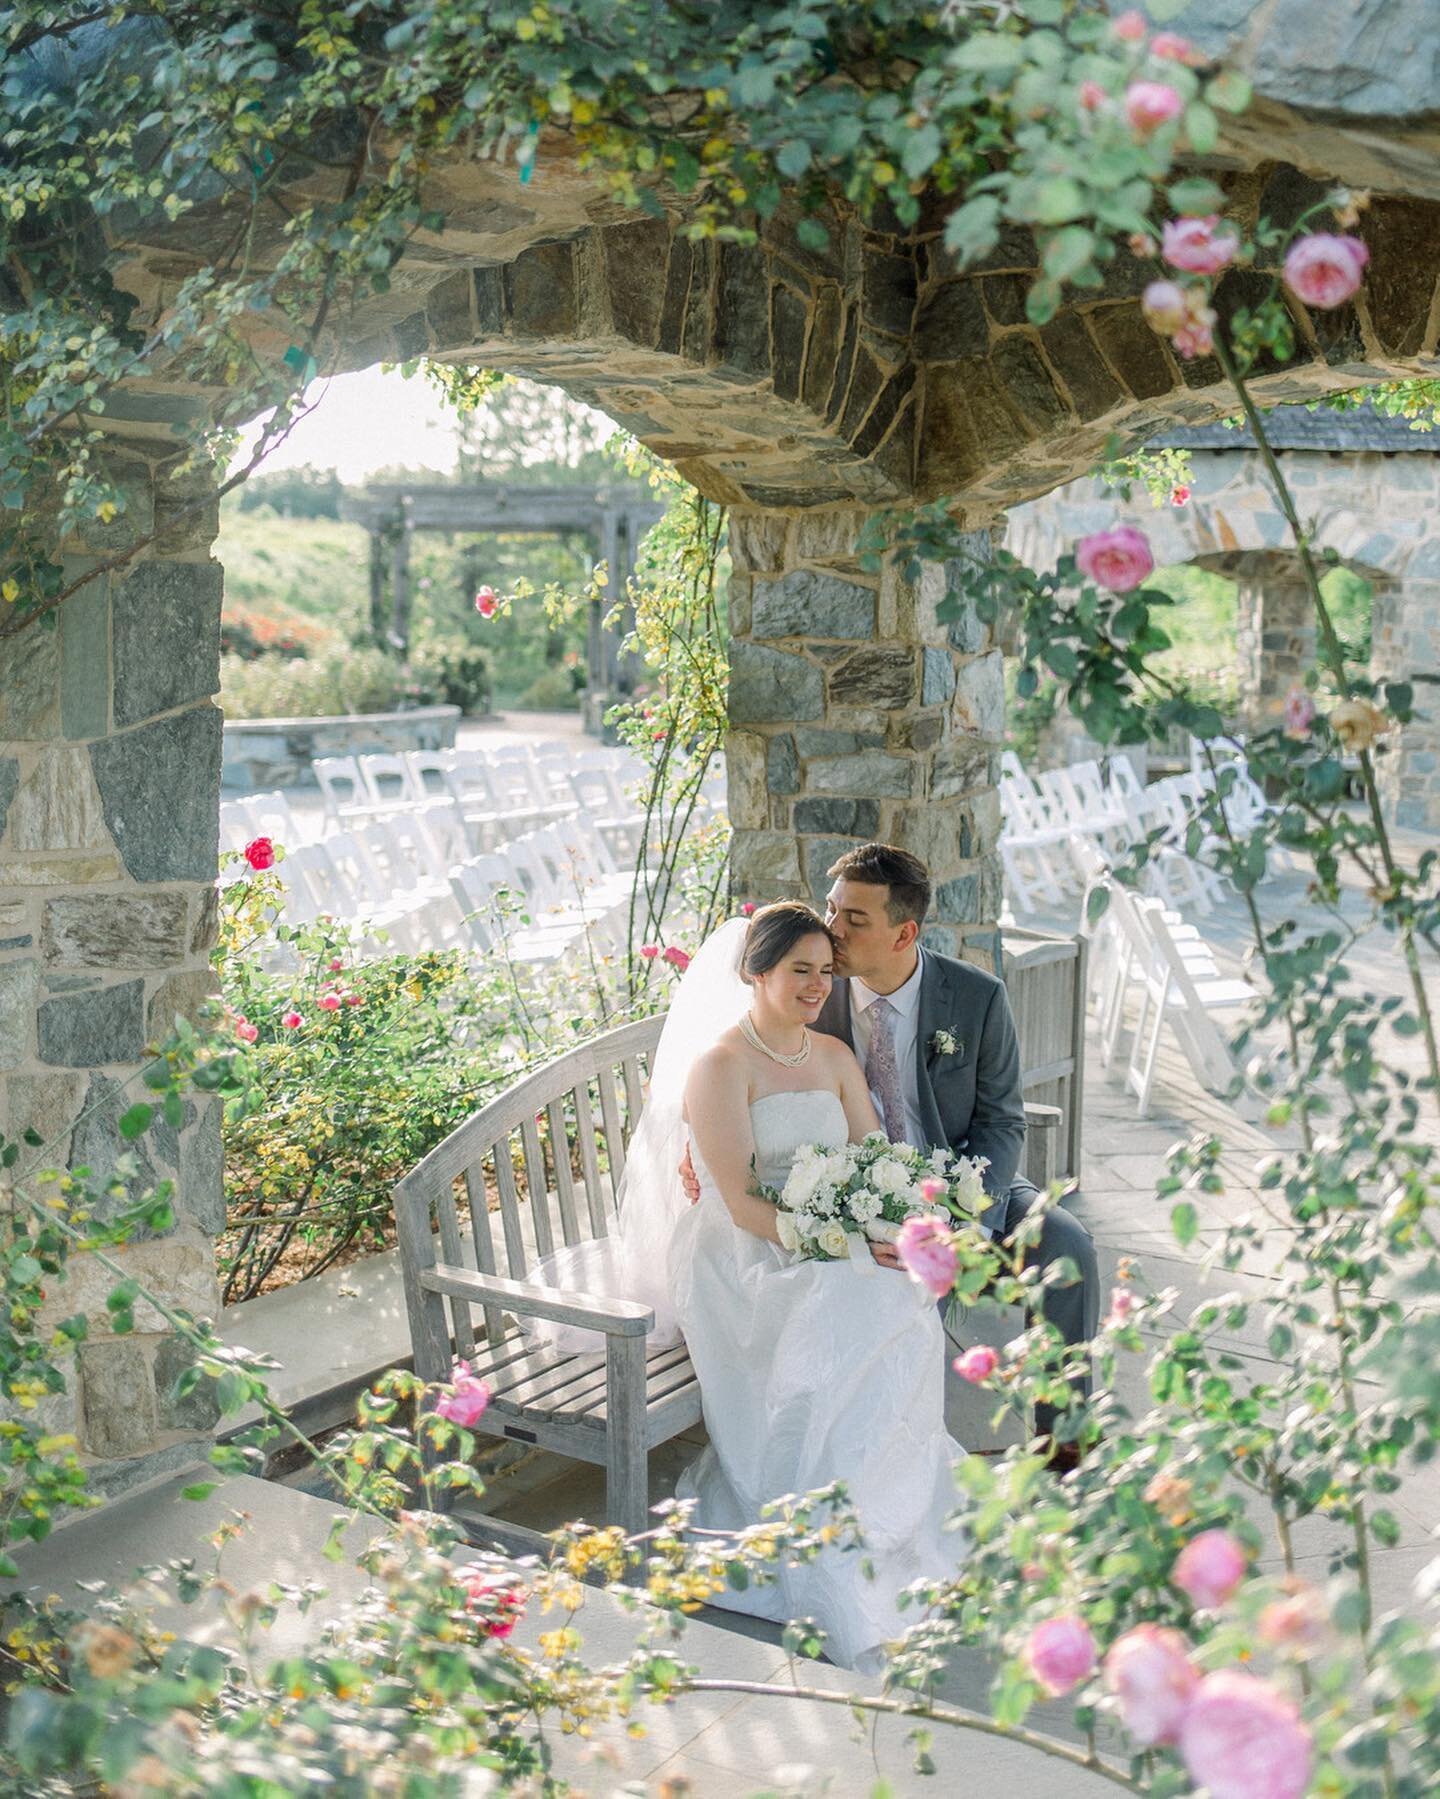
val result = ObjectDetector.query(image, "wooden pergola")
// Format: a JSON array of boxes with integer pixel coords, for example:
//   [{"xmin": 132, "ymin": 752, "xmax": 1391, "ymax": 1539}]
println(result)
[{"xmin": 341, "ymin": 482, "xmax": 666, "ymax": 723}]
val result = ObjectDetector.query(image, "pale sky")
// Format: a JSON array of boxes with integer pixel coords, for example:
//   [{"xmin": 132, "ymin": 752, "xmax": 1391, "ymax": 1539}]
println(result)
[
  {"xmin": 229, "ymin": 366, "xmax": 616, "ymax": 483},
  {"xmin": 230, "ymin": 367, "xmax": 466, "ymax": 482}
]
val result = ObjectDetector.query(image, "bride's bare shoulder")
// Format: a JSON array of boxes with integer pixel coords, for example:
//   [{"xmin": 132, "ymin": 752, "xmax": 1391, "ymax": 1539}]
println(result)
[
  {"xmin": 809, "ymin": 1030, "xmax": 862, "ymax": 1074},
  {"xmin": 687, "ymin": 1028, "xmax": 747, "ymax": 1086}
]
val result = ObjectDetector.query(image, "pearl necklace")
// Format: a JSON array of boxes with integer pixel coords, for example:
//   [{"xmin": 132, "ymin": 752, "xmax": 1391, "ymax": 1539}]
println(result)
[{"xmin": 740, "ymin": 1011, "xmax": 811, "ymax": 1067}]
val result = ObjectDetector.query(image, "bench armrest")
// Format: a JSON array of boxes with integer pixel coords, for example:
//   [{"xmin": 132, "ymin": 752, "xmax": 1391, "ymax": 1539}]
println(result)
[
  {"xmin": 421, "ymin": 1262, "xmax": 654, "ymax": 1338},
  {"xmin": 1024, "ymin": 1102, "xmax": 1062, "ymax": 1130}
]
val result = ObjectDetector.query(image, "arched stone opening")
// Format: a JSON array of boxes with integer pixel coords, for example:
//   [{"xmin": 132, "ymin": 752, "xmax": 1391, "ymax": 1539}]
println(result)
[{"xmin": 8, "ymin": 104, "xmax": 1440, "ymax": 1481}]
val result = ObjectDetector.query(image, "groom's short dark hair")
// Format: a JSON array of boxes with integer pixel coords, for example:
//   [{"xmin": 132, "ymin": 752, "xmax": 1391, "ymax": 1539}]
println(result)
[{"xmin": 826, "ymin": 843, "xmax": 931, "ymax": 926}]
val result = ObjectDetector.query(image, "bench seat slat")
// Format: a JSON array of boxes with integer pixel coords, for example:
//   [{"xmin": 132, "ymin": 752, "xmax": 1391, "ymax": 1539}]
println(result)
[{"xmin": 501, "ymin": 1339, "xmax": 692, "ymax": 1417}]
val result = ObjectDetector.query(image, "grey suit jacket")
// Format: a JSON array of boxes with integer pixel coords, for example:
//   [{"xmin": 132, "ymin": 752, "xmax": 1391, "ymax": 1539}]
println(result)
[{"xmin": 814, "ymin": 950, "xmax": 1028, "ymax": 1232}]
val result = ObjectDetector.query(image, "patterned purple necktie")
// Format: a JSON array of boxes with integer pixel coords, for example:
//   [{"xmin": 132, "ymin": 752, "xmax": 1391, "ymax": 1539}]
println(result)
[{"xmin": 865, "ymin": 997, "xmax": 907, "ymax": 1143}]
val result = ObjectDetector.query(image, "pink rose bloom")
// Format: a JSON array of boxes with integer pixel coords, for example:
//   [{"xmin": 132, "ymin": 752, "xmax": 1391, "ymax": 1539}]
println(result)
[
  {"xmin": 474, "ymin": 585, "xmax": 498, "ymax": 618},
  {"xmin": 344, "ymin": 991, "xmax": 362, "ymax": 1007},
  {"xmin": 662, "ymin": 945, "xmax": 691, "ymax": 972},
  {"xmin": 318, "ymin": 992, "xmax": 342, "ymax": 1011},
  {"xmin": 1105, "ymin": 1285, "xmax": 1138, "ymax": 1328},
  {"xmin": 920, "ymin": 1175, "xmax": 946, "ymax": 1203},
  {"xmin": 1104, "ymin": 1624, "xmax": 1200, "ymax": 1746},
  {"xmin": 639, "ymin": 943, "xmax": 661, "ymax": 960},
  {"xmin": 1025, "ymin": 1615, "xmax": 1097, "ymax": 1697},
  {"xmin": 1125, "ymin": 81, "xmax": 1183, "ymax": 135},
  {"xmin": 1282, "ymin": 685, "xmax": 1316, "ymax": 738},
  {"xmin": 329, "ymin": 957, "xmax": 344, "ymax": 972},
  {"xmin": 458, "ymin": 1566, "xmax": 526, "ymax": 1638},
  {"xmin": 235, "ymin": 1018, "xmax": 259, "ymax": 1044},
  {"xmin": 953, "ymin": 1344, "xmax": 999, "ymax": 1383},
  {"xmin": 897, "ymin": 1214, "xmax": 958, "ymax": 1298},
  {"xmin": 1257, "ymin": 1585, "xmax": 1329, "ymax": 1657},
  {"xmin": 282, "ymin": 1010, "xmax": 302, "ymax": 1029},
  {"xmin": 1113, "ymin": 9, "xmax": 1147, "ymax": 40},
  {"xmin": 1162, "ymin": 215, "xmax": 1240, "ymax": 275},
  {"xmin": 1179, "ymin": 1671, "xmax": 1313, "ymax": 1799},
  {"xmin": 1169, "ymin": 484, "xmax": 1191, "ymax": 507},
  {"xmin": 1173, "ymin": 1528, "xmax": 1248, "ymax": 1609},
  {"xmin": 1150, "ymin": 31, "xmax": 1195, "ymax": 61},
  {"xmin": 243, "ymin": 836, "xmax": 275, "ymax": 872},
  {"xmin": 1079, "ymin": 79, "xmax": 1107, "ymax": 110},
  {"xmin": 435, "ymin": 1359, "xmax": 491, "ymax": 1429},
  {"xmin": 1142, "ymin": 279, "xmax": 1189, "ymax": 333},
  {"xmin": 1284, "ymin": 232, "xmax": 1369, "ymax": 309},
  {"xmin": 1076, "ymin": 525, "xmax": 1154, "ymax": 593},
  {"xmin": 1172, "ymin": 303, "xmax": 1216, "ymax": 359},
  {"xmin": 740, "ymin": 901, "xmax": 757, "ymax": 916}
]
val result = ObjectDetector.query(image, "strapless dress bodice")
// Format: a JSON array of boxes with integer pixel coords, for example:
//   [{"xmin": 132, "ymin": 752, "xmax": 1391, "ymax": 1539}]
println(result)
[{"xmin": 745, "ymin": 1089, "xmax": 848, "ymax": 1190}]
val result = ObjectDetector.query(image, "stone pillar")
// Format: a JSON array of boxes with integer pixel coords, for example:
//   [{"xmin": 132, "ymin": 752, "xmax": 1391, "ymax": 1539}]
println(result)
[
  {"xmin": 1234, "ymin": 564, "xmax": 1317, "ymax": 727},
  {"xmin": 725, "ymin": 509, "xmax": 1003, "ymax": 965},
  {"xmin": 0, "ymin": 428, "xmax": 224, "ymax": 1501},
  {"xmin": 1372, "ymin": 577, "xmax": 1440, "ymax": 830}
]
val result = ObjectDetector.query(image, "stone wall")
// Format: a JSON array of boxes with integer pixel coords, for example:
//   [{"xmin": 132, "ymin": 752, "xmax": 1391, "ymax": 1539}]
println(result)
[
  {"xmin": 726, "ymin": 510, "xmax": 1004, "ymax": 966},
  {"xmin": 0, "ymin": 431, "xmax": 224, "ymax": 1498},
  {"xmin": 1372, "ymin": 579, "xmax": 1440, "ymax": 831},
  {"xmin": 1231, "ymin": 559, "xmax": 1318, "ymax": 729}
]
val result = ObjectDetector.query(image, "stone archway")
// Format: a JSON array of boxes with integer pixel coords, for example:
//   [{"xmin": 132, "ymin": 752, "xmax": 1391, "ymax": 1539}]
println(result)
[{"xmin": 9, "ymin": 4, "xmax": 1440, "ymax": 1483}]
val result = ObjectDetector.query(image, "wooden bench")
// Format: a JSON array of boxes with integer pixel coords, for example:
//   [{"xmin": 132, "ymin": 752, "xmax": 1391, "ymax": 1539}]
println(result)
[{"xmin": 394, "ymin": 1012, "xmax": 1073, "ymax": 1544}]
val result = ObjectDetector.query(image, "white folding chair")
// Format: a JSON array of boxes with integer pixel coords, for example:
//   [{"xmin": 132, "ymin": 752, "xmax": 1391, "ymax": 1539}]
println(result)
[
  {"xmin": 314, "ymin": 756, "xmax": 391, "ymax": 825},
  {"xmin": 359, "ymin": 752, "xmax": 420, "ymax": 810},
  {"xmin": 1117, "ymin": 896, "xmax": 1253, "ymax": 1114}
]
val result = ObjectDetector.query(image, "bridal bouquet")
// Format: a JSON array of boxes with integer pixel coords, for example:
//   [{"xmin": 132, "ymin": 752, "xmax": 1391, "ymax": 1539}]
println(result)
[{"xmin": 761, "ymin": 1133, "xmax": 989, "ymax": 1262}]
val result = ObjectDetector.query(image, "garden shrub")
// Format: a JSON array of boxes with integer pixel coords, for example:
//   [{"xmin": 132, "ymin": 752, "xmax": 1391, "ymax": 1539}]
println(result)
[{"xmin": 515, "ymin": 664, "xmax": 583, "ymax": 711}]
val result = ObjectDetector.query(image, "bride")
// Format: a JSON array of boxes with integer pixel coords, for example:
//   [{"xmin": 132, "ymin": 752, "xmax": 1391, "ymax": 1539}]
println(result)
[{"xmin": 527, "ymin": 902, "xmax": 964, "ymax": 1673}]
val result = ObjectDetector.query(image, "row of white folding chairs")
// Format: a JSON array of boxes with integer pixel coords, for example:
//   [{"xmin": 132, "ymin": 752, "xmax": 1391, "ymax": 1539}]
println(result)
[
  {"xmin": 314, "ymin": 748, "xmax": 649, "ymax": 859},
  {"xmin": 220, "ymin": 789, "xmax": 324, "ymax": 856},
  {"xmin": 1080, "ymin": 874, "xmax": 1254, "ymax": 1116},
  {"xmin": 1001, "ymin": 755, "xmax": 1228, "ymax": 916},
  {"xmin": 275, "ymin": 809, "xmax": 638, "ymax": 969}
]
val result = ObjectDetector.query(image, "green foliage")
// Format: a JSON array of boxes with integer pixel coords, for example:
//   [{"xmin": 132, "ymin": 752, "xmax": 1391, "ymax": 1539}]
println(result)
[{"xmin": 219, "ymin": 644, "xmax": 424, "ymax": 720}]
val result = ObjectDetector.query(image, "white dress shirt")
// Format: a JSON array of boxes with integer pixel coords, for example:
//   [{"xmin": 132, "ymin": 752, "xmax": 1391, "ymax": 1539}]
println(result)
[{"xmin": 849, "ymin": 949, "xmax": 927, "ymax": 1150}]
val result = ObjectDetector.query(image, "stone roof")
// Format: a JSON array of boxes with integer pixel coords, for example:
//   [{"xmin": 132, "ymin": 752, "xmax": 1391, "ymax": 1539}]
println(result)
[{"xmin": 1153, "ymin": 401, "xmax": 1440, "ymax": 454}]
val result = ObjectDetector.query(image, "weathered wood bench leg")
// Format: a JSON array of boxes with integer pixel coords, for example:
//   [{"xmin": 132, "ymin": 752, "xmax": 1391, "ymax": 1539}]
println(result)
[
  {"xmin": 1022, "ymin": 1101, "xmax": 1062, "ymax": 1190},
  {"xmin": 605, "ymin": 1333, "xmax": 650, "ymax": 1539}
]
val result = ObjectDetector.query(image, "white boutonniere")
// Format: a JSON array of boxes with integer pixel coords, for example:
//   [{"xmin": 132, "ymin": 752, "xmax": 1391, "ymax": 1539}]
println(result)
[{"xmin": 930, "ymin": 1029, "xmax": 961, "ymax": 1058}]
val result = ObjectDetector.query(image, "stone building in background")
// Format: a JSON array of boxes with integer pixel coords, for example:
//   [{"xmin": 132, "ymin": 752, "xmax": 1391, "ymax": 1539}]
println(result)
[{"xmin": 1007, "ymin": 402, "xmax": 1440, "ymax": 828}]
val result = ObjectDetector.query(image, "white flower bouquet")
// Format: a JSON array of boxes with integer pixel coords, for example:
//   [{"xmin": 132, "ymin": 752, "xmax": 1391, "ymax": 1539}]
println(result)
[{"xmin": 759, "ymin": 1132, "xmax": 989, "ymax": 1262}]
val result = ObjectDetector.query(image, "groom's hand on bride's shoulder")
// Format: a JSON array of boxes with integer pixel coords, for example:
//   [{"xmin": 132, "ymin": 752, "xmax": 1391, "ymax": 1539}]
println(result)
[{"xmin": 679, "ymin": 1144, "xmax": 701, "ymax": 1205}]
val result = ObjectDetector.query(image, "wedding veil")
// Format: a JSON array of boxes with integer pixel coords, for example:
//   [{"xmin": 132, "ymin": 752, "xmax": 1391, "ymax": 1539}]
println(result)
[{"xmin": 519, "ymin": 916, "xmax": 751, "ymax": 1355}]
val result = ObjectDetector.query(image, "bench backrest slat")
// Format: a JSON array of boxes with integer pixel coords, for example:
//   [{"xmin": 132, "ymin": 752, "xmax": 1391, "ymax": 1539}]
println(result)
[
  {"xmin": 463, "ymin": 1164, "xmax": 503, "ymax": 1344},
  {"xmin": 519, "ymin": 1114, "xmax": 554, "ymax": 1261},
  {"xmin": 492, "ymin": 1145, "xmax": 529, "ymax": 1278},
  {"xmin": 546, "ymin": 1095, "xmax": 583, "ymax": 1246},
  {"xmin": 436, "ymin": 1196, "xmax": 477, "ymax": 1360},
  {"xmin": 595, "ymin": 1063, "xmax": 628, "ymax": 1188},
  {"xmin": 572, "ymin": 1081, "xmax": 608, "ymax": 1239}
]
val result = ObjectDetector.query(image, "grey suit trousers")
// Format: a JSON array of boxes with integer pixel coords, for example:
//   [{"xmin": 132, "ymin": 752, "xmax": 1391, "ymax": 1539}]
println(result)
[{"xmin": 971, "ymin": 1177, "xmax": 1099, "ymax": 1442}]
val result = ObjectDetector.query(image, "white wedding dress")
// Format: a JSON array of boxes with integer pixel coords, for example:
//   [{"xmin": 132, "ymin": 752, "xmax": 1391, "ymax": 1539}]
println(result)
[{"xmin": 668, "ymin": 1088, "xmax": 966, "ymax": 1673}]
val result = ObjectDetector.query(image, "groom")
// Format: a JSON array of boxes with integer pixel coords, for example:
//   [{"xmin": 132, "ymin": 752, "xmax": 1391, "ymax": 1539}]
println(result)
[{"xmin": 818, "ymin": 842, "xmax": 1099, "ymax": 1465}]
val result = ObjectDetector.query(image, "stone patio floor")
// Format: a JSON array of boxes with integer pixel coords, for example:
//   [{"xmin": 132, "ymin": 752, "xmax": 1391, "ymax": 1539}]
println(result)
[{"xmin": 23, "ymin": 813, "xmax": 1439, "ymax": 1796}]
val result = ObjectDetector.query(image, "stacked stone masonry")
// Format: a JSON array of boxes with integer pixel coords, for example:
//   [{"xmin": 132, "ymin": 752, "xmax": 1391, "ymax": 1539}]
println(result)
[
  {"xmin": 0, "ymin": 433, "xmax": 224, "ymax": 1495},
  {"xmin": 726, "ymin": 510, "xmax": 1004, "ymax": 966}
]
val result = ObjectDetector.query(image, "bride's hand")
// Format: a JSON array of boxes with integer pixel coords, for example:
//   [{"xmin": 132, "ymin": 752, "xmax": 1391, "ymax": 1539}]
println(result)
[{"xmin": 869, "ymin": 1241, "xmax": 903, "ymax": 1270}]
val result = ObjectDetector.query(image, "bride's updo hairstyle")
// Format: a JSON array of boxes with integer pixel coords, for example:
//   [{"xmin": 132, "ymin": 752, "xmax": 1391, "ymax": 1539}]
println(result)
[{"xmin": 740, "ymin": 902, "xmax": 835, "ymax": 984}]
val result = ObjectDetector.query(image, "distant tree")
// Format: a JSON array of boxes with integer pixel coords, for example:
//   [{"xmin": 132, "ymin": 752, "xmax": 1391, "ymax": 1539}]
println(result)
[{"xmin": 237, "ymin": 467, "xmax": 345, "ymax": 520}]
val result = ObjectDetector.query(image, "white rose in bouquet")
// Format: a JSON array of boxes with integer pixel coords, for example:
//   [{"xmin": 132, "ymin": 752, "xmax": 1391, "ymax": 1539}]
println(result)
[
  {"xmin": 775, "ymin": 1211, "xmax": 800, "ymax": 1252},
  {"xmin": 871, "ymin": 1158, "xmax": 913, "ymax": 1197},
  {"xmin": 817, "ymin": 1221, "xmax": 851, "ymax": 1259}
]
